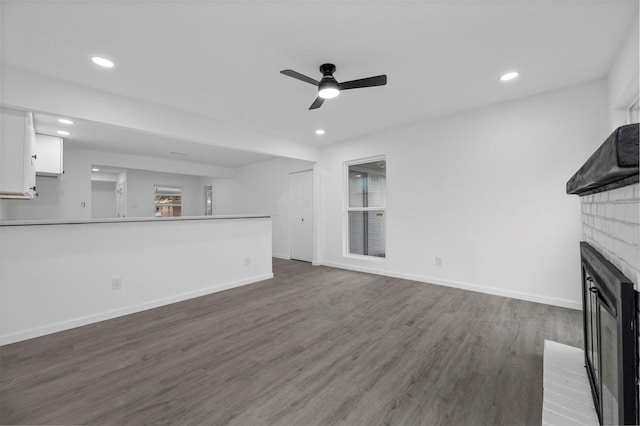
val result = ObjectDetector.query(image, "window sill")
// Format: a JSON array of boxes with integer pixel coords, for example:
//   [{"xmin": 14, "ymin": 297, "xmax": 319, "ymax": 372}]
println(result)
[{"xmin": 343, "ymin": 253, "xmax": 387, "ymax": 262}]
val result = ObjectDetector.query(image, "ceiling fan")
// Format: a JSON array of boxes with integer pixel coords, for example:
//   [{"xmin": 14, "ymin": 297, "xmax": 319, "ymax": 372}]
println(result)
[{"xmin": 280, "ymin": 63, "xmax": 387, "ymax": 110}]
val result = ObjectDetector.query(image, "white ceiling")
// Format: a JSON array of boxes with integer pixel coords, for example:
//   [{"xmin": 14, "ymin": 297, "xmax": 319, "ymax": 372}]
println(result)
[
  {"xmin": 2, "ymin": 0, "xmax": 638, "ymax": 162},
  {"xmin": 33, "ymin": 113, "xmax": 276, "ymax": 168}
]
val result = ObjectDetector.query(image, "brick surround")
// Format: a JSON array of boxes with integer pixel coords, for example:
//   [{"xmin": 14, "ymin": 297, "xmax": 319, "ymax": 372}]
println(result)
[{"xmin": 580, "ymin": 182, "xmax": 640, "ymax": 289}]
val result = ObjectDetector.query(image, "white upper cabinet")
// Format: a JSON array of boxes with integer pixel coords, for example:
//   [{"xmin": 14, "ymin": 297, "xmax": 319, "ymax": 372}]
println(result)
[
  {"xmin": 35, "ymin": 134, "xmax": 64, "ymax": 177},
  {"xmin": 0, "ymin": 108, "xmax": 37, "ymax": 199}
]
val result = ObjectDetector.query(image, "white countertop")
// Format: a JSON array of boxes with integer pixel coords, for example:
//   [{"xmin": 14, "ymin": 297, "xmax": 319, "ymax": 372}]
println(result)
[{"xmin": 0, "ymin": 214, "xmax": 270, "ymax": 226}]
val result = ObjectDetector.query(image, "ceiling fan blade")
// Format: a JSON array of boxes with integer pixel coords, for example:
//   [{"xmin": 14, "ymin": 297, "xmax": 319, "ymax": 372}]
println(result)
[
  {"xmin": 339, "ymin": 75, "xmax": 387, "ymax": 91},
  {"xmin": 309, "ymin": 97, "xmax": 325, "ymax": 110},
  {"xmin": 280, "ymin": 69, "xmax": 320, "ymax": 86}
]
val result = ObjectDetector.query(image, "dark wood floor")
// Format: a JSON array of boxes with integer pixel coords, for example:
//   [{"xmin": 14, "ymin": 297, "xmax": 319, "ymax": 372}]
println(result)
[{"xmin": 0, "ymin": 259, "xmax": 582, "ymax": 425}]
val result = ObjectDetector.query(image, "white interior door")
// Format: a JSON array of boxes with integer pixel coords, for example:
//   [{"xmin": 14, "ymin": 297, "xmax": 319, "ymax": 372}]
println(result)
[{"xmin": 290, "ymin": 170, "xmax": 313, "ymax": 262}]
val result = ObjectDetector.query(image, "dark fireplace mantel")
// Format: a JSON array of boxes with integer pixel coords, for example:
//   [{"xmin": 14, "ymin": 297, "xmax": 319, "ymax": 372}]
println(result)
[{"xmin": 566, "ymin": 123, "xmax": 639, "ymax": 196}]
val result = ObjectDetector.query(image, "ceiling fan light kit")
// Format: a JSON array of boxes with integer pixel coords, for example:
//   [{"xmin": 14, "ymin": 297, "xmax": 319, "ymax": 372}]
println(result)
[
  {"xmin": 318, "ymin": 83, "xmax": 340, "ymax": 99},
  {"xmin": 280, "ymin": 63, "xmax": 387, "ymax": 110},
  {"xmin": 317, "ymin": 64, "xmax": 340, "ymax": 99}
]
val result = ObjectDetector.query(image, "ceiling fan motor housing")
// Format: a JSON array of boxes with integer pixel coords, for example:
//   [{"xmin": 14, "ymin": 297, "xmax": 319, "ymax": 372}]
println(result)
[{"xmin": 320, "ymin": 63, "xmax": 336, "ymax": 75}]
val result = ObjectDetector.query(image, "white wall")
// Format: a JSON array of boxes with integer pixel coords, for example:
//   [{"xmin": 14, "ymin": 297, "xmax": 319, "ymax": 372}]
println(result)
[
  {"xmin": 210, "ymin": 178, "xmax": 259, "ymax": 215},
  {"xmin": 0, "ymin": 203, "xmax": 8, "ymax": 221},
  {"xmin": 607, "ymin": 16, "xmax": 639, "ymax": 129},
  {"xmin": 0, "ymin": 146, "xmax": 223, "ymax": 220},
  {"xmin": 212, "ymin": 157, "xmax": 315, "ymax": 259},
  {"xmin": 317, "ymin": 80, "xmax": 610, "ymax": 309},
  {"xmin": 0, "ymin": 217, "xmax": 272, "ymax": 344}
]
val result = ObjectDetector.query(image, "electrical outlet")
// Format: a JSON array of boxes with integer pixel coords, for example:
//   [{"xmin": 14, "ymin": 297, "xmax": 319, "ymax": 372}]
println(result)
[
  {"xmin": 244, "ymin": 257, "xmax": 251, "ymax": 266},
  {"xmin": 112, "ymin": 277, "xmax": 122, "ymax": 290},
  {"xmin": 435, "ymin": 257, "xmax": 443, "ymax": 268}
]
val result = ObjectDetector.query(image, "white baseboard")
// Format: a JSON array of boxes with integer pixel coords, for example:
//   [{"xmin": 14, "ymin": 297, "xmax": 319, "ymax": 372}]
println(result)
[
  {"xmin": 0, "ymin": 273, "xmax": 274, "ymax": 346},
  {"xmin": 272, "ymin": 253, "xmax": 291, "ymax": 260},
  {"xmin": 320, "ymin": 261, "xmax": 581, "ymax": 310}
]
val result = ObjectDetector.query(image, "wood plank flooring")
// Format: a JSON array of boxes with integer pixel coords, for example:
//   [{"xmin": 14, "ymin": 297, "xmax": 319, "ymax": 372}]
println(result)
[{"xmin": 0, "ymin": 259, "xmax": 582, "ymax": 425}]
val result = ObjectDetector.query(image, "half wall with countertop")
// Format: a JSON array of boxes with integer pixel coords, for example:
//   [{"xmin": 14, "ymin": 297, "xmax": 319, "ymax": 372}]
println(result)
[{"xmin": 0, "ymin": 215, "xmax": 272, "ymax": 345}]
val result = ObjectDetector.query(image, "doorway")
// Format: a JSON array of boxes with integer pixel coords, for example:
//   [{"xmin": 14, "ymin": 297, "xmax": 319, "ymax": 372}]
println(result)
[
  {"xmin": 91, "ymin": 181, "xmax": 117, "ymax": 218},
  {"xmin": 115, "ymin": 171, "xmax": 127, "ymax": 218},
  {"xmin": 91, "ymin": 166, "xmax": 124, "ymax": 219},
  {"xmin": 290, "ymin": 170, "xmax": 313, "ymax": 262}
]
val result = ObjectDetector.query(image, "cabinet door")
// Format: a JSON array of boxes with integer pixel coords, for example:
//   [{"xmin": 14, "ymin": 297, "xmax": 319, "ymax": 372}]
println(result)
[
  {"xmin": 25, "ymin": 113, "xmax": 36, "ymax": 195},
  {"xmin": 35, "ymin": 134, "xmax": 63, "ymax": 176},
  {"xmin": 0, "ymin": 108, "xmax": 36, "ymax": 199}
]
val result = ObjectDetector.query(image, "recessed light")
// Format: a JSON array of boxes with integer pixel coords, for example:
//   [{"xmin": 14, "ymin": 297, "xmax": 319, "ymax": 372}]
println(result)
[
  {"xmin": 92, "ymin": 168, "xmax": 100, "ymax": 172},
  {"xmin": 92, "ymin": 56, "xmax": 115, "ymax": 68},
  {"xmin": 56, "ymin": 130, "xmax": 70, "ymax": 136},
  {"xmin": 500, "ymin": 71, "xmax": 519, "ymax": 81},
  {"xmin": 315, "ymin": 129, "xmax": 325, "ymax": 135},
  {"xmin": 58, "ymin": 118, "xmax": 74, "ymax": 125}
]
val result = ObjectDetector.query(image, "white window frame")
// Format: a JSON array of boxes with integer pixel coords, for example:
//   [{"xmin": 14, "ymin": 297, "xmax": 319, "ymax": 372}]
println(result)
[
  {"xmin": 204, "ymin": 185, "xmax": 213, "ymax": 216},
  {"xmin": 343, "ymin": 155, "xmax": 387, "ymax": 261},
  {"xmin": 627, "ymin": 95, "xmax": 639, "ymax": 124}
]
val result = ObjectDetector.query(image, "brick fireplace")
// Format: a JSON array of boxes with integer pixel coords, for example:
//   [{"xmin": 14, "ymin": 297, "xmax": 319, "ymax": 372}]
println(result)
[
  {"xmin": 580, "ymin": 183, "xmax": 639, "ymax": 288},
  {"xmin": 567, "ymin": 123, "xmax": 639, "ymax": 425}
]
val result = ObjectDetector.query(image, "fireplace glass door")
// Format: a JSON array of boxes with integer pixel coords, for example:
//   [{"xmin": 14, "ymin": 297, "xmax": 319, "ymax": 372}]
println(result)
[
  {"xmin": 600, "ymin": 303, "xmax": 619, "ymax": 426},
  {"xmin": 584, "ymin": 271, "xmax": 621, "ymax": 425},
  {"xmin": 584, "ymin": 272, "xmax": 599, "ymax": 399},
  {"xmin": 580, "ymin": 242, "xmax": 637, "ymax": 425}
]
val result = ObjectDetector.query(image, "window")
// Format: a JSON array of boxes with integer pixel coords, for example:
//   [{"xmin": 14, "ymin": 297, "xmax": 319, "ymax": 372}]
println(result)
[
  {"xmin": 154, "ymin": 185, "xmax": 182, "ymax": 217},
  {"xmin": 204, "ymin": 185, "xmax": 213, "ymax": 216},
  {"xmin": 346, "ymin": 159, "xmax": 386, "ymax": 258}
]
